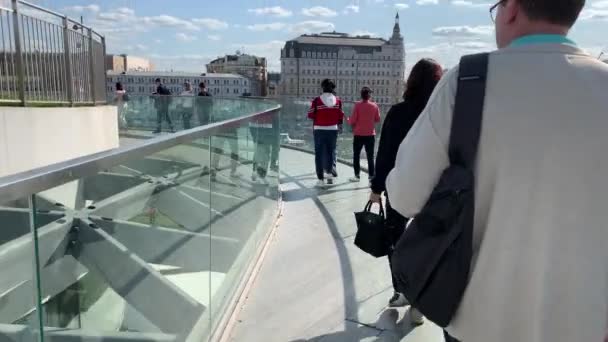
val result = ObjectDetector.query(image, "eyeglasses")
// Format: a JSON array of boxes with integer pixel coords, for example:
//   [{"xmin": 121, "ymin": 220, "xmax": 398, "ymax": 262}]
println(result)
[{"xmin": 490, "ymin": 0, "xmax": 505, "ymax": 23}]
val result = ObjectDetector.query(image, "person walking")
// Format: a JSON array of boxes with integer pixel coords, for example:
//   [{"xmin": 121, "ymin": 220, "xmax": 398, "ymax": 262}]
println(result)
[
  {"xmin": 152, "ymin": 78, "xmax": 173, "ymax": 133},
  {"xmin": 347, "ymin": 87, "xmax": 380, "ymax": 182},
  {"xmin": 386, "ymin": 1, "xmax": 608, "ymax": 341},
  {"xmin": 179, "ymin": 81, "xmax": 195, "ymax": 129},
  {"xmin": 196, "ymin": 82, "xmax": 213, "ymax": 126},
  {"xmin": 370, "ymin": 58, "xmax": 443, "ymax": 325},
  {"xmin": 308, "ymin": 79, "xmax": 344, "ymax": 187},
  {"xmin": 114, "ymin": 82, "xmax": 128, "ymax": 130}
]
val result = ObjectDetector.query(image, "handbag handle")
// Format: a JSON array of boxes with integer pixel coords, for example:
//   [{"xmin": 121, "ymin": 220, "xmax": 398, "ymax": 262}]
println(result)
[{"xmin": 364, "ymin": 200, "xmax": 385, "ymax": 218}]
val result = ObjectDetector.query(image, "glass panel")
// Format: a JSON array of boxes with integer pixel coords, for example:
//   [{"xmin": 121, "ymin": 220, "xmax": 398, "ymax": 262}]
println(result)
[
  {"xmin": 0, "ymin": 197, "xmax": 42, "ymax": 342},
  {"xmin": 208, "ymin": 110, "xmax": 281, "ymax": 330},
  {"xmin": 31, "ymin": 137, "xmax": 214, "ymax": 341}
]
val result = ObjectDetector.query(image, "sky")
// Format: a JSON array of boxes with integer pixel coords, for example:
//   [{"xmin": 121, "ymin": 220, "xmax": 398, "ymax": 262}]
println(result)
[{"xmin": 18, "ymin": 0, "xmax": 608, "ymax": 72}]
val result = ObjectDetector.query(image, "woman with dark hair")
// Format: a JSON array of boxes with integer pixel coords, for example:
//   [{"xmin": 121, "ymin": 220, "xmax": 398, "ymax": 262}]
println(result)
[
  {"xmin": 369, "ymin": 58, "xmax": 443, "ymax": 324},
  {"xmin": 308, "ymin": 79, "xmax": 344, "ymax": 187},
  {"xmin": 347, "ymin": 87, "xmax": 381, "ymax": 182}
]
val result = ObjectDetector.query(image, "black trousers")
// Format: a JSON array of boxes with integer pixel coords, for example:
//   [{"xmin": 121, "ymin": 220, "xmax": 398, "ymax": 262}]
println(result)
[
  {"xmin": 353, "ymin": 135, "xmax": 375, "ymax": 177},
  {"xmin": 156, "ymin": 105, "xmax": 173, "ymax": 130},
  {"xmin": 386, "ymin": 198, "xmax": 406, "ymax": 291},
  {"xmin": 444, "ymin": 331, "xmax": 460, "ymax": 342}
]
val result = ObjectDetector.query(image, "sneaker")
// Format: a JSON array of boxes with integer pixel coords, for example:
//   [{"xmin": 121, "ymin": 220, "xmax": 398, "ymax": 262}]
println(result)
[
  {"xmin": 251, "ymin": 172, "xmax": 258, "ymax": 182},
  {"xmin": 326, "ymin": 177, "xmax": 334, "ymax": 185},
  {"xmin": 349, "ymin": 176, "xmax": 361, "ymax": 182},
  {"xmin": 388, "ymin": 292, "xmax": 409, "ymax": 308},
  {"xmin": 409, "ymin": 307, "xmax": 425, "ymax": 326},
  {"xmin": 315, "ymin": 180, "xmax": 326, "ymax": 188}
]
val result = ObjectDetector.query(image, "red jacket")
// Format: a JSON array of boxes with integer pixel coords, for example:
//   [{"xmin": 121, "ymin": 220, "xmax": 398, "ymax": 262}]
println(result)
[
  {"xmin": 307, "ymin": 93, "xmax": 344, "ymax": 128},
  {"xmin": 347, "ymin": 100, "xmax": 381, "ymax": 136}
]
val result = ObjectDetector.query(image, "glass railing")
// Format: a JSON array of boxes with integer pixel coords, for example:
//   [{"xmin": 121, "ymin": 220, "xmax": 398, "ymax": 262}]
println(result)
[
  {"xmin": 109, "ymin": 95, "xmax": 277, "ymax": 135},
  {"xmin": 0, "ymin": 98, "xmax": 280, "ymax": 342}
]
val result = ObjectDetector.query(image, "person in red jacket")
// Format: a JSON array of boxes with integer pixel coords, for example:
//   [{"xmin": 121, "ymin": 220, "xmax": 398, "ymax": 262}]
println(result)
[
  {"xmin": 347, "ymin": 87, "xmax": 381, "ymax": 182},
  {"xmin": 308, "ymin": 79, "xmax": 344, "ymax": 187}
]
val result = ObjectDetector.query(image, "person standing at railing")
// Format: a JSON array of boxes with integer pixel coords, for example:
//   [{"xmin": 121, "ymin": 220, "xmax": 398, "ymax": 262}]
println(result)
[
  {"xmin": 347, "ymin": 87, "xmax": 381, "ymax": 183},
  {"xmin": 152, "ymin": 78, "xmax": 174, "ymax": 134},
  {"xmin": 114, "ymin": 82, "xmax": 128, "ymax": 130},
  {"xmin": 308, "ymin": 79, "xmax": 344, "ymax": 187},
  {"xmin": 196, "ymin": 82, "xmax": 213, "ymax": 126},
  {"xmin": 179, "ymin": 82, "xmax": 195, "ymax": 129},
  {"xmin": 369, "ymin": 58, "xmax": 443, "ymax": 325}
]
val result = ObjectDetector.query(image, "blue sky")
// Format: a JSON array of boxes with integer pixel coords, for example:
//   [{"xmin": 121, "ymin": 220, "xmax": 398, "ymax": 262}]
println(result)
[{"xmin": 29, "ymin": 0, "xmax": 608, "ymax": 71}]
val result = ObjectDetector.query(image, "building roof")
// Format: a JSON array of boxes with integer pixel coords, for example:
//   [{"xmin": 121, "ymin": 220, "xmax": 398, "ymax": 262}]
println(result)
[
  {"xmin": 107, "ymin": 71, "xmax": 246, "ymax": 79},
  {"xmin": 294, "ymin": 34, "xmax": 387, "ymax": 47}
]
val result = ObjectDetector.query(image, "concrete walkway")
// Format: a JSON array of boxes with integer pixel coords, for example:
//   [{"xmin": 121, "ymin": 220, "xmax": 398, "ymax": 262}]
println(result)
[{"xmin": 228, "ymin": 149, "xmax": 444, "ymax": 342}]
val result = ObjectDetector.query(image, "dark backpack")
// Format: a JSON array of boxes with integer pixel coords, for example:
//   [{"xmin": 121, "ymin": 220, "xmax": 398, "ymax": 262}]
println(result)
[{"xmin": 391, "ymin": 53, "xmax": 489, "ymax": 328}]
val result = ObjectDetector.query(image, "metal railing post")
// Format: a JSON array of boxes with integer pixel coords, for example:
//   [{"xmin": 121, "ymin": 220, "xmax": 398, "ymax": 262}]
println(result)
[
  {"xmin": 62, "ymin": 16, "xmax": 73, "ymax": 105},
  {"xmin": 101, "ymin": 35, "xmax": 107, "ymax": 102},
  {"xmin": 11, "ymin": 0, "xmax": 26, "ymax": 106},
  {"xmin": 87, "ymin": 28, "xmax": 95, "ymax": 104}
]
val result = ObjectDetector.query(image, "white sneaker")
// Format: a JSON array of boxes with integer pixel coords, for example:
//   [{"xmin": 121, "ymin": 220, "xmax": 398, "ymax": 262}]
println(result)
[
  {"xmin": 388, "ymin": 292, "xmax": 409, "ymax": 307},
  {"xmin": 349, "ymin": 176, "xmax": 361, "ymax": 182},
  {"xmin": 315, "ymin": 180, "xmax": 326, "ymax": 188},
  {"xmin": 409, "ymin": 307, "xmax": 425, "ymax": 326}
]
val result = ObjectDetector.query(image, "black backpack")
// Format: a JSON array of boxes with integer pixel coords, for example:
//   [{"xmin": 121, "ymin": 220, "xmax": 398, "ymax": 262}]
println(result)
[{"xmin": 391, "ymin": 53, "xmax": 489, "ymax": 328}]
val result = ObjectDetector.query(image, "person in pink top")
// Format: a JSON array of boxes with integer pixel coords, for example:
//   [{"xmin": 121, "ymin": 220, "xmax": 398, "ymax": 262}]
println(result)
[{"xmin": 347, "ymin": 87, "xmax": 381, "ymax": 182}]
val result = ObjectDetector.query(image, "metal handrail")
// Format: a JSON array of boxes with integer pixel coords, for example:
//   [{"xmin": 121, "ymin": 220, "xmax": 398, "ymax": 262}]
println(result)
[
  {"xmin": 0, "ymin": 104, "xmax": 281, "ymax": 202},
  {"xmin": 0, "ymin": 0, "xmax": 107, "ymax": 106}
]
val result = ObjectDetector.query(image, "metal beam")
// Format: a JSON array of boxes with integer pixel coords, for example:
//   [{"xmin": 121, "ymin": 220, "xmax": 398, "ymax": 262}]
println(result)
[{"xmin": 77, "ymin": 221, "xmax": 204, "ymax": 334}]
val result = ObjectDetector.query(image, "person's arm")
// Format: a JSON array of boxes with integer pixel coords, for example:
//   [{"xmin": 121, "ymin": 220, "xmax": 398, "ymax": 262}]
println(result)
[
  {"xmin": 374, "ymin": 104, "xmax": 381, "ymax": 123},
  {"xmin": 348, "ymin": 103, "xmax": 358, "ymax": 126},
  {"xmin": 385, "ymin": 69, "xmax": 457, "ymax": 218},
  {"xmin": 307, "ymin": 99, "xmax": 317, "ymax": 120},
  {"xmin": 370, "ymin": 106, "xmax": 397, "ymax": 195}
]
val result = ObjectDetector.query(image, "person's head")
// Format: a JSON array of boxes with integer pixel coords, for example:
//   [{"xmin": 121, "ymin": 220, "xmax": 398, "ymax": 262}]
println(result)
[
  {"xmin": 116, "ymin": 82, "xmax": 123, "ymax": 91},
  {"xmin": 321, "ymin": 79, "xmax": 336, "ymax": 94},
  {"xmin": 199, "ymin": 82, "xmax": 206, "ymax": 91},
  {"xmin": 403, "ymin": 58, "xmax": 443, "ymax": 107},
  {"xmin": 360, "ymin": 87, "xmax": 372, "ymax": 101},
  {"xmin": 184, "ymin": 81, "xmax": 192, "ymax": 91},
  {"xmin": 155, "ymin": 78, "xmax": 161, "ymax": 85},
  {"xmin": 492, "ymin": 0, "xmax": 585, "ymax": 48}
]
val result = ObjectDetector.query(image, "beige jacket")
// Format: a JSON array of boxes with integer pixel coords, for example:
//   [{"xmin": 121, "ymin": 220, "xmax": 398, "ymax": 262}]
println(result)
[{"xmin": 386, "ymin": 43, "xmax": 608, "ymax": 342}]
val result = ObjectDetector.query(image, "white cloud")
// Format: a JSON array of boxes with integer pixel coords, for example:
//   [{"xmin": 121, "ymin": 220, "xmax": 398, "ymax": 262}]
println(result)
[
  {"xmin": 432, "ymin": 25, "xmax": 494, "ymax": 38},
  {"xmin": 142, "ymin": 15, "xmax": 199, "ymax": 31},
  {"xmin": 63, "ymin": 4, "xmax": 100, "ymax": 13},
  {"xmin": 395, "ymin": 3, "xmax": 410, "ymax": 10},
  {"xmin": 192, "ymin": 18, "xmax": 229, "ymax": 30},
  {"xmin": 416, "ymin": 0, "xmax": 439, "ymax": 5},
  {"xmin": 155, "ymin": 39, "xmax": 162, "ymax": 44},
  {"xmin": 450, "ymin": 0, "xmax": 491, "ymax": 8},
  {"xmin": 407, "ymin": 40, "xmax": 493, "ymax": 69},
  {"xmin": 352, "ymin": 30, "xmax": 377, "ymax": 37},
  {"xmin": 344, "ymin": 4, "xmax": 360, "ymax": 14},
  {"xmin": 247, "ymin": 23, "xmax": 287, "ymax": 31},
  {"xmin": 176, "ymin": 33, "xmax": 197, "ymax": 42},
  {"xmin": 290, "ymin": 21, "xmax": 335, "ymax": 34},
  {"xmin": 207, "ymin": 35, "xmax": 221, "ymax": 41},
  {"xmin": 302, "ymin": 6, "xmax": 338, "ymax": 17},
  {"xmin": 592, "ymin": 0, "xmax": 608, "ymax": 8},
  {"xmin": 247, "ymin": 6, "xmax": 293, "ymax": 17},
  {"xmin": 97, "ymin": 8, "xmax": 136, "ymax": 22},
  {"xmin": 580, "ymin": 8, "xmax": 608, "ymax": 20}
]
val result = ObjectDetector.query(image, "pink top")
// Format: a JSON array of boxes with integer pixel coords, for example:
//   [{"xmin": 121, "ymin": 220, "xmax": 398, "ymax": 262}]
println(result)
[{"xmin": 347, "ymin": 100, "xmax": 381, "ymax": 136}]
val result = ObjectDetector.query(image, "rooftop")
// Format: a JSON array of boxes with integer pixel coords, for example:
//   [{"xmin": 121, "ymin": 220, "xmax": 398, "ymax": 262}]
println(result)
[
  {"xmin": 107, "ymin": 71, "xmax": 247, "ymax": 79},
  {"xmin": 293, "ymin": 33, "xmax": 387, "ymax": 47}
]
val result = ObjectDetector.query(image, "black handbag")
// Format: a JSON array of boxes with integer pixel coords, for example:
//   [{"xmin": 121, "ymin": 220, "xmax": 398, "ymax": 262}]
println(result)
[
  {"xmin": 391, "ymin": 53, "xmax": 489, "ymax": 328},
  {"xmin": 354, "ymin": 201, "xmax": 391, "ymax": 258}
]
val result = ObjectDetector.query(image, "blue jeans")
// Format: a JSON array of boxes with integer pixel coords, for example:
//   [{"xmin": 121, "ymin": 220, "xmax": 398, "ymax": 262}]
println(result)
[{"xmin": 313, "ymin": 130, "xmax": 338, "ymax": 180}]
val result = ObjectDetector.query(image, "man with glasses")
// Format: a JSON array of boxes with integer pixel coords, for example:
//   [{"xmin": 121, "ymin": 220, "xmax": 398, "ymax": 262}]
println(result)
[{"xmin": 386, "ymin": 0, "xmax": 608, "ymax": 341}]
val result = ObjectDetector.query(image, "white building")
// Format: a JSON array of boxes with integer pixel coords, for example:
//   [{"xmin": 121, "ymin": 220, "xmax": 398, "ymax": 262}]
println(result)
[
  {"xmin": 206, "ymin": 53, "xmax": 267, "ymax": 96},
  {"xmin": 106, "ymin": 71, "xmax": 252, "ymax": 97},
  {"xmin": 280, "ymin": 13, "xmax": 406, "ymax": 104}
]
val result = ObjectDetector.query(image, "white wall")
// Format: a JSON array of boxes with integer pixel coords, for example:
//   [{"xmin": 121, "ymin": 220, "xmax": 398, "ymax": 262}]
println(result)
[{"xmin": 0, "ymin": 106, "xmax": 119, "ymax": 178}]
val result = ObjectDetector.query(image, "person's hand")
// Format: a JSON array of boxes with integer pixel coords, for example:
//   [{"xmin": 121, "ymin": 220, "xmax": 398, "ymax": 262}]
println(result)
[{"xmin": 369, "ymin": 192, "xmax": 382, "ymax": 204}]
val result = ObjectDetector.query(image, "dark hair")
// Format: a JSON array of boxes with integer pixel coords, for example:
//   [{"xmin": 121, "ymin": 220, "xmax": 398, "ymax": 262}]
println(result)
[
  {"xmin": 155, "ymin": 78, "xmax": 161, "ymax": 83},
  {"xmin": 517, "ymin": 0, "xmax": 585, "ymax": 27},
  {"xmin": 403, "ymin": 58, "xmax": 443, "ymax": 109},
  {"xmin": 115, "ymin": 82, "xmax": 124, "ymax": 91},
  {"xmin": 360, "ymin": 87, "xmax": 372, "ymax": 100},
  {"xmin": 321, "ymin": 79, "xmax": 336, "ymax": 93},
  {"xmin": 199, "ymin": 82, "xmax": 206, "ymax": 88}
]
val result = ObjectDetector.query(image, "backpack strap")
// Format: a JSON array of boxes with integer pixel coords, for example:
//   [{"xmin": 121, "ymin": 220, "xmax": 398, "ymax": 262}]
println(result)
[{"xmin": 448, "ymin": 53, "xmax": 489, "ymax": 170}]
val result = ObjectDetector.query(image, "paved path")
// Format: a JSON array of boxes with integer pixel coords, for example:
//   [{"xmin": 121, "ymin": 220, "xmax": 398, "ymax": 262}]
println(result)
[{"xmin": 229, "ymin": 149, "xmax": 444, "ymax": 342}]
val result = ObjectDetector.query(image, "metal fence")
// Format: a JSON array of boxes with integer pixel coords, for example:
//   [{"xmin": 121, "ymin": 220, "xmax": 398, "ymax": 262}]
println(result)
[{"xmin": 0, "ymin": 0, "xmax": 106, "ymax": 106}]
